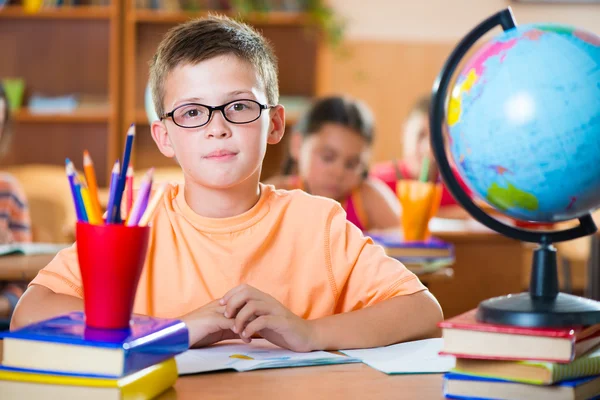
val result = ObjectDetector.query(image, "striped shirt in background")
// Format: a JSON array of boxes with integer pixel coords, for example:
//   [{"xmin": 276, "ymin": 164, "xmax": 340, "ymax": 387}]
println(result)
[{"xmin": 0, "ymin": 173, "xmax": 31, "ymax": 244}]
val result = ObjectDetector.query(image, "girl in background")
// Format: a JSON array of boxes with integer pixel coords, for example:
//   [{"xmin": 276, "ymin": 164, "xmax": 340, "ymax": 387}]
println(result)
[
  {"xmin": 266, "ymin": 96, "xmax": 400, "ymax": 231},
  {"xmin": 0, "ymin": 84, "xmax": 32, "ymax": 326}
]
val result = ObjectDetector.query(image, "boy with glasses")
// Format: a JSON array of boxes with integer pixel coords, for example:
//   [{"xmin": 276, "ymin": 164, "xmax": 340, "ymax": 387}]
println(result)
[{"xmin": 13, "ymin": 16, "xmax": 443, "ymax": 351}]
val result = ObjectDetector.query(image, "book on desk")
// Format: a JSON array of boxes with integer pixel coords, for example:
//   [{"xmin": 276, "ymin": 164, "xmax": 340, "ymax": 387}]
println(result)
[
  {"xmin": 365, "ymin": 231, "xmax": 455, "ymax": 274},
  {"xmin": 439, "ymin": 308, "xmax": 600, "ymax": 399},
  {"xmin": 0, "ymin": 312, "xmax": 189, "ymax": 377}
]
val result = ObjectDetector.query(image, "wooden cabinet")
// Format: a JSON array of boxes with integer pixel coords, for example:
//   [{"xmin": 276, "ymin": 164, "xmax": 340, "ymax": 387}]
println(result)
[
  {"xmin": 0, "ymin": 1, "xmax": 121, "ymax": 186},
  {"xmin": 0, "ymin": 1, "xmax": 330, "ymax": 185}
]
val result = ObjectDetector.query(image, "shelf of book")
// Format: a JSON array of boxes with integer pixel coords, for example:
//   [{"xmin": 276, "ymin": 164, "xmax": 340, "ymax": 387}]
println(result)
[
  {"xmin": 129, "ymin": 9, "xmax": 311, "ymax": 25},
  {"xmin": 0, "ymin": 5, "xmax": 114, "ymax": 20},
  {"xmin": 13, "ymin": 106, "xmax": 111, "ymax": 123}
]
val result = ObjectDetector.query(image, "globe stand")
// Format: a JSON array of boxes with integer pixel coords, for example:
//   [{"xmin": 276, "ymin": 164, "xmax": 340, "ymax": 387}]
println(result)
[{"xmin": 429, "ymin": 7, "xmax": 600, "ymax": 328}]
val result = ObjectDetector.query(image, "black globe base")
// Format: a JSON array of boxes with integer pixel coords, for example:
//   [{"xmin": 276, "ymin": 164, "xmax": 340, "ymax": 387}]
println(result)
[{"xmin": 477, "ymin": 292, "xmax": 600, "ymax": 328}]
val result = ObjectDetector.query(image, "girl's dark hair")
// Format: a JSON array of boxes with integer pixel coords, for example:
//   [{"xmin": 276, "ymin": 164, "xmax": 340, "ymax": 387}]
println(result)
[
  {"xmin": 282, "ymin": 96, "xmax": 375, "ymax": 175},
  {"xmin": 0, "ymin": 84, "xmax": 13, "ymax": 158}
]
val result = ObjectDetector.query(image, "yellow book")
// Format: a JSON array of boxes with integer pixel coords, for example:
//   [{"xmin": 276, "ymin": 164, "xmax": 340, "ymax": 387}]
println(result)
[
  {"xmin": 453, "ymin": 344, "xmax": 600, "ymax": 385},
  {"xmin": 0, "ymin": 358, "xmax": 177, "ymax": 400}
]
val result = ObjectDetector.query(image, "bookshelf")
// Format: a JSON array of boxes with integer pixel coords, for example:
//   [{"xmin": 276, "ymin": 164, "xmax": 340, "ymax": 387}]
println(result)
[
  {"xmin": 0, "ymin": 1, "xmax": 332, "ymax": 186},
  {"xmin": 122, "ymin": 1, "xmax": 331, "ymax": 180},
  {"xmin": 0, "ymin": 1, "xmax": 121, "ymax": 186}
]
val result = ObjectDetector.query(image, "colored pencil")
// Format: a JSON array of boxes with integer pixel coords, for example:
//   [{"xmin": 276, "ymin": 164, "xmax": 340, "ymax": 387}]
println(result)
[
  {"xmin": 110, "ymin": 124, "xmax": 135, "ymax": 223},
  {"xmin": 125, "ymin": 169, "xmax": 153, "ymax": 226},
  {"xmin": 125, "ymin": 165, "xmax": 134, "ymax": 219},
  {"xmin": 65, "ymin": 159, "xmax": 84, "ymax": 222},
  {"xmin": 105, "ymin": 160, "xmax": 121, "ymax": 224},
  {"xmin": 419, "ymin": 156, "xmax": 430, "ymax": 183},
  {"xmin": 138, "ymin": 183, "xmax": 168, "ymax": 226},
  {"xmin": 73, "ymin": 174, "xmax": 88, "ymax": 223},
  {"xmin": 83, "ymin": 150, "xmax": 103, "ymax": 221},
  {"xmin": 79, "ymin": 175, "xmax": 102, "ymax": 225}
]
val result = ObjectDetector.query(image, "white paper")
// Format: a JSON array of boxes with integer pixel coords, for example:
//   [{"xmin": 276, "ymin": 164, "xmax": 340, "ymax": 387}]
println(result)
[
  {"xmin": 175, "ymin": 339, "xmax": 359, "ymax": 375},
  {"xmin": 340, "ymin": 338, "xmax": 455, "ymax": 374}
]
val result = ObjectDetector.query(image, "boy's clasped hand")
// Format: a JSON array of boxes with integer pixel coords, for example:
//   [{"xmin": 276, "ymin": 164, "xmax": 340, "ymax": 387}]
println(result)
[{"xmin": 184, "ymin": 284, "xmax": 315, "ymax": 352}]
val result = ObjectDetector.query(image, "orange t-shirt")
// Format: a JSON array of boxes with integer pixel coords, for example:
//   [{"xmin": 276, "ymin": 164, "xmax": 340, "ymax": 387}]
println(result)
[{"xmin": 30, "ymin": 184, "xmax": 426, "ymax": 319}]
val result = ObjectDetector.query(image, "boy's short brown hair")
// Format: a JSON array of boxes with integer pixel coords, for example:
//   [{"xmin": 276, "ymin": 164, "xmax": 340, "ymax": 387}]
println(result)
[{"xmin": 149, "ymin": 15, "xmax": 279, "ymax": 119}]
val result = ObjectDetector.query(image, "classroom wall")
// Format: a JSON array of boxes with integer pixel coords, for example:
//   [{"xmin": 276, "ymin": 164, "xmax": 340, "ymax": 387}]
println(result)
[{"xmin": 324, "ymin": 0, "xmax": 600, "ymax": 164}]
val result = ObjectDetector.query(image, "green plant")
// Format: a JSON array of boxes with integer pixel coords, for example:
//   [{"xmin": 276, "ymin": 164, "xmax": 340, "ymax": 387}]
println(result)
[{"xmin": 230, "ymin": 0, "xmax": 347, "ymax": 49}]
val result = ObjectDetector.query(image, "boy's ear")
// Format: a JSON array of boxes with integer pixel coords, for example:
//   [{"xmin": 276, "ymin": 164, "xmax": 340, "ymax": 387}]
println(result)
[
  {"xmin": 150, "ymin": 120, "xmax": 176, "ymax": 158},
  {"xmin": 266, "ymin": 105, "xmax": 286, "ymax": 145}
]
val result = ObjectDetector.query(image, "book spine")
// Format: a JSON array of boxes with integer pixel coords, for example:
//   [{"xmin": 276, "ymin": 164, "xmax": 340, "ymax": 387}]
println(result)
[
  {"xmin": 123, "ymin": 322, "xmax": 189, "ymax": 375},
  {"xmin": 121, "ymin": 358, "xmax": 177, "ymax": 398}
]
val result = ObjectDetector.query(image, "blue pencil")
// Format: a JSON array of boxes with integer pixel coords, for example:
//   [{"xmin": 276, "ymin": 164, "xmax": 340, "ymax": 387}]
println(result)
[
  {"xmin": 106, "ymin": 160, "xmax": 121, "ymax": 224},
  {"xmin": 110, "ymin": 124, "xmax": 135, "ymax": 223},
  {"xmin": 73, "ymin": 175, "xmax": 88, "ymax": 223},
  {"xmin": 65, "ymin": 159, "xmax": 84, "ymax": 222}
]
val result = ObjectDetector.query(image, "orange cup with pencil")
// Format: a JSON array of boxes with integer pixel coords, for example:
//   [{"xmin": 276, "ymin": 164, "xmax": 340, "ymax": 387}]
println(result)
[
  {"xmin": 66, "ymin": 124, "xmax": 166, "ymax": 329},
  {"xmin": 397, "ymin": 157, "xmax": 443, "ymax": 241}
]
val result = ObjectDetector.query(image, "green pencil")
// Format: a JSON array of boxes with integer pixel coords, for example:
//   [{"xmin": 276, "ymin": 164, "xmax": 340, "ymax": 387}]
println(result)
[{"xmin": 419, "ymin": 156, "xmax": 430, "ymax": 182}]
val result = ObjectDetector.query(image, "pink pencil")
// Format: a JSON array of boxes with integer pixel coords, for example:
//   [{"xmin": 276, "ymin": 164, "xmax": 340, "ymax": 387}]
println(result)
[
  {"xmin": 125, "ymin": 168, "xmax": 153, "ymax": 226},
  {"xmin": 125, "ymin": 166, "xmax": 134, "ymax": 219}
]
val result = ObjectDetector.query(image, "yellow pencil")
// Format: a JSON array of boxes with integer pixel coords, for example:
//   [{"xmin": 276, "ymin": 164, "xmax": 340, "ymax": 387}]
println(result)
[
  {"xmin": 138, "ymin": 183, "xmax": 168, "ymax": 226},
  {"xmin": 78, "ymin": 175, "xmax": 102, "ymax": 225},
  {"xmin": 83, "ymin": 150, "xmax": 103, "ymax": 219}
]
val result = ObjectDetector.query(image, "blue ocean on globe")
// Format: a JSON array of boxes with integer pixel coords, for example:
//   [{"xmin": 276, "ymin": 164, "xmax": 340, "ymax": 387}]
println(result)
[{"xmin": 447, "ymin": 23, "xmax": 600, "ymax": 222}]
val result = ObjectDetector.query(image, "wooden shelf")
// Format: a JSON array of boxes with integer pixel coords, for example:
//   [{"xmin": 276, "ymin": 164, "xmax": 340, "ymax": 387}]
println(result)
[
  {"xmin": 0, "ymin": 5, "xmax": 114, "ymax": 20},
  {"xmin": 129, "ymin": 9, "xmax": 311, "ymax": 25},
  {"xmin": 13, "ymin": 106, "xmax": 111, "ymax": 123}
]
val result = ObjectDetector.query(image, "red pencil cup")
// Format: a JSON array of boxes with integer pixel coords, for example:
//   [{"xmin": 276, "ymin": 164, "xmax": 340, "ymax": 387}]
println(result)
[{"xmin": 76, "ymin": 222, "xmax": 150, "ymax": 330}]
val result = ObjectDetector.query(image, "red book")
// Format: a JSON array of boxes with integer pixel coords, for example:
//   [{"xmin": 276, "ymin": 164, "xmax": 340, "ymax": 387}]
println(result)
[{"xmin": 438, "ymin": 309, "xmax": 600, "ymax": 363}]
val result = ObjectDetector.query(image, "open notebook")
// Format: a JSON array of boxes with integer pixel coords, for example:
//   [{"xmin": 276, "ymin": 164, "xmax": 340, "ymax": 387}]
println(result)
[
  {"xmin": 0, "ymin": 242, "xmax": 70, "ymax": 256},
  {"xmin": 175, "ymin": 339, "xmax": 359, "ymax": 375}
]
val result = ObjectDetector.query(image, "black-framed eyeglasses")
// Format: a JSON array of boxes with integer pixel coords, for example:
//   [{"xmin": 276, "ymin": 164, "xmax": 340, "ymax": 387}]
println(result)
[{"xmin": 160, "ymin": 99, "xmax": 275, "ymax": 129}]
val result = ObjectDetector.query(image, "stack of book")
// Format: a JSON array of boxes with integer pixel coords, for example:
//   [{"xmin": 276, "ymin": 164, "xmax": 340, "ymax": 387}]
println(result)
[
  {"xmin": 439, "ymin": 309, "xmax": 600, "ymax": 400},
  {"xmin": 366, "ymin": 231, "xmax": 454, "ymax": 275},
  {"xmin": 0, "ymin": 312, "xmax": 188, "ymax": 399}
]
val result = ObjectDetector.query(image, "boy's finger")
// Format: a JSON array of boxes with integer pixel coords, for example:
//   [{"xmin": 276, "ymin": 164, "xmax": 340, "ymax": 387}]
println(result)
[
  {"xmin": 223, "ymin": 289, "xmax": 258, "ymax": 318},
  {"xmin": 233, "ymin": 300, "xmax": 269, "ymax": 334},
  {"xmin": 220, "ymin": 283, "xmax": 256, "ymax": 305},
  {"xmin": 242, "ymin": 315, "xmax": 274, "ymax": 339}
]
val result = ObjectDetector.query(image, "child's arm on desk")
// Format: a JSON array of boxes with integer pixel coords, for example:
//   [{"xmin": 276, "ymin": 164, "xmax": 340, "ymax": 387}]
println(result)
[
  {"xmin": 10, "ymin": 285, "xmax": 83, "ymax": 330},
  {"xmin": 220, "ymin": 284, "xmax": 442, "ymax": 352}
]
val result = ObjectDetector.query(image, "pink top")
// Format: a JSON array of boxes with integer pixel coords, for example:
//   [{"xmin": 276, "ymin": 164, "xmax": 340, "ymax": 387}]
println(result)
[{"xmin": 289, "ymin": 176, "xmax": 367, "ymax": 231}]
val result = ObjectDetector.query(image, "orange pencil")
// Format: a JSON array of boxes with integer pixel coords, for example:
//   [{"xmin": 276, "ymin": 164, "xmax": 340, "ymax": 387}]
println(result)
[
  {"xmin": 125, "ymin": 166, "xmax": 134, "ymax": 218},
  {"xmin": 83, "ymin": 150, "xmax": 103, "ymax": 219}
]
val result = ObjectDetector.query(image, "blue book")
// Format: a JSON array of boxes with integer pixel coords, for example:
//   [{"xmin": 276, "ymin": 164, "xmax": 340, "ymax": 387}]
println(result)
[
  {"xmin": 443, "ymin": 372, "xmax": 600, "ymax": 400},
  {"xmin": 366, "ymin": 231, "xmax": 454, "ymax": 263},
  {"xmin": 0, "ymin": 312, "xmax": 188, "ymax": 378}
]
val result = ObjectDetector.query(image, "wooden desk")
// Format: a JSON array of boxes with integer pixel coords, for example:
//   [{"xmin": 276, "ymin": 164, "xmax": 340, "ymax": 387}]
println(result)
[
  {"xmin": 425, "ymin": 218, "xmax": 527, "ymax": 319},
  {"xmin": 157, "ymin": 363, "xmax": 445, "ymax": 399},
  {"xmin": 0, "ymin": 254, "xmax": 56, "ymax": 281}
]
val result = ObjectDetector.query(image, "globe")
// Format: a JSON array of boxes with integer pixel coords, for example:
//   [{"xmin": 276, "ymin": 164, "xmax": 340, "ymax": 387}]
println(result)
[
  {"xmin": 447, "ymin": 22, "xmax": 600, "ymax": 223},
  {"xmin": 431, "ymin": 8, "xmax": 600, "ymax": 328}
]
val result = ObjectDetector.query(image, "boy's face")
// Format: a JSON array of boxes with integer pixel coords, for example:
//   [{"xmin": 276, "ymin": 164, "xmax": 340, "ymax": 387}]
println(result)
[{"xmin": 151, "ymin": 55, "xmax": 284, "ymax": 189}]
